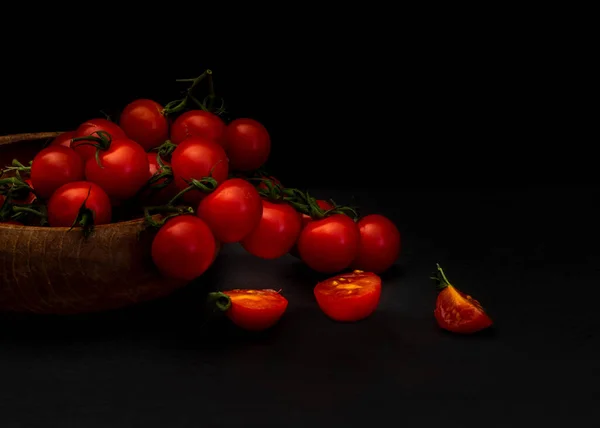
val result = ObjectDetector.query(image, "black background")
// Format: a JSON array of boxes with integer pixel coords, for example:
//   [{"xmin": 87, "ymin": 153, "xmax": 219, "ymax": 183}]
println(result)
[{"xmin": 1, "ymin": 20, "xmax": 598, "ymax": 427}]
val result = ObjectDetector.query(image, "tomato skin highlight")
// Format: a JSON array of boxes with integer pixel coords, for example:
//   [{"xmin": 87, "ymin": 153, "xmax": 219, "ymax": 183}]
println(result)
[
  {"xmin": 297, "ymin": 214, "xmax": 360, "ymax": 273},
  {"xmin": 47, "ymin": 181, "xmax": 112, "ymax": 227},
  {"xmin": 221, "ymin": 289, "xmax": 288, "ymax": 331},
  {"xmin": 30, "ymin": 146, "xmax": 85, "ymax": 200},
  {"xmin": 223, "ymin": 118, "xmax": 271, "ymax": 171},
  {"xmin": 151, "ymin": 215, "xmax": 216, "ymax": 281},
  {"xmin": 352, "ymin": 214, "xmax": 401, "ymax": 274},
  {"xmin": 72, "ymin": 119, "xmax": 127, "ymax": 160},
  {"xmin": 119, "ymin": 99, "xmax": 170, "ymax": 151},
  {"xmin": 314, "ymin": 270, "xmax": 382, "ymax": 322},
  {"xmin": 84, "ymin": 138, "xmax": 150, "ymax": 202},
  {"xmin": 170, "ymin": 137, "xmax": 229, "ymax": 206},
  {"xmin": 170, "ymin": 110, "xmax": 226, "ymax": 145},
  {"xmin": 241, "ymin": 200, "xmax": 302, "ymax": 259},
  {"xmin": 50, "ymin": 131, "xmax": 75, "ymax": 148},
  {"xmin": 196, "ymin": 178, "xmax": 263, "ymax": 243},
  {"xmin": 434, "ymin": 285, "xmax": 493, "ymax": 334}
]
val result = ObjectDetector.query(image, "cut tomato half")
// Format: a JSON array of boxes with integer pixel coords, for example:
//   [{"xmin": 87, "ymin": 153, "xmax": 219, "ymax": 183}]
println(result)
[
  {"xmin": 210, "ymin": 289, "xmax": 288, "ymax": 331},
  {"xmin": 314, "ymin": 270, "xmax": 381, "ymax": 322}
]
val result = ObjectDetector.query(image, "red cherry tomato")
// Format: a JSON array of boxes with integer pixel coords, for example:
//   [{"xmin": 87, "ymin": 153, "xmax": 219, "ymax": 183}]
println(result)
[
  {"xmin": 289, "ymin": 199, "xmax": 335, "ymax": 258},
  {"xmin": 432, "ymin": 265, "xmax": 493, "ymax": 334},
  {"xmin": 139, "ymin": 152, "xmax": 179, "ymax": 205},
  {"xmin": 301, "ymin": 200, "xmax": 334, "ymax": 227},
  {"xmin": 297, "ymin": 214, "xmax": 360, "ymax": 273},
  {"xmin": 47, "ymin": 181, "xmax": 112, "ymax": 227},
  {"xmin": 196, "ymin": 178, "xmax": 263, "ymax": 243},
  {"xmin": 219, "ymin": 289, "xmax": 288, "ymax": 331},
  {"xmin": 314, "ymin": 270, "xmax": 382, "ymax": 322},
  {"xmin": 84, "ymin": 138, "xmax": 149, "ymax": 202},
  {"xmin": 170, "ymin": 110, "xmax": 226, "ymax": 145},
  {"xmin": 119, "ymin": 99, "xmax": 169, "ymax": 151},
  {"xmin": 0, "ymin": 194, "xmax": 3, "ymax": 209},
  {"xmin": 352, "ymin": 214, "xmax": 401, "ymax": 274},
  {"xmin": 170, "ymin": 137, "xmax": 229, "ymax": 206},
  {"xmin": 241, "ymin": 200, "xmax": 302, "ymax": 259},
  {"xmin": 30, "ymin": 146, "xmax": 85, "ymax": 200},
  {"xmin": 50, "ymin": 131, "xmax": 76, "ymax": 148},
  {"xmin": 72, "ymin": 119, "xmax": 127, "ymax": 160},
  {"xmin": 223, "ymin": 118, "xmax": 271, "ymax": 171},
  {"xmin": 151, "ymin": 215, "xmax": 216, "ymax": 281}
]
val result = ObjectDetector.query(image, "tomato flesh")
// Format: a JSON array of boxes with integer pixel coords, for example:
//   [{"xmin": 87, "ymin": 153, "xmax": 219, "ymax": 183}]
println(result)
[
  {"xmin": 435, "ymin": 285, "xmax": 493, "ymax": 334},
  {"xmin": 222, "ymin": 289, "xmax": 288, "ymax": 331},
  {"xmin": 314, "ymin": 270, "xmax": 381, "ymax": 322}
]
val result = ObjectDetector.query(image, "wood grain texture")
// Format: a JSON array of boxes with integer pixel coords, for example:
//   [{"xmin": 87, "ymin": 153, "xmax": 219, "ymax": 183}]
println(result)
[{"xmin": 0, "ymin": 133, "xmax": 188, "ymax": 314}]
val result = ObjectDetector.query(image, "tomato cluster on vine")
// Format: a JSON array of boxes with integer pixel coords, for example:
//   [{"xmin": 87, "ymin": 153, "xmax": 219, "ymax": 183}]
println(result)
[{"xmin": 1, "ymin": 69, "xmax": 411, "ymax": 332}]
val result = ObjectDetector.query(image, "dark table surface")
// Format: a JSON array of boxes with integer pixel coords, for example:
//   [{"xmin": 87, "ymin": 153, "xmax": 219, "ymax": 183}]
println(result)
[{"xmin": 1, "ymin": 185, "xmax": 598, "ymax": 427}]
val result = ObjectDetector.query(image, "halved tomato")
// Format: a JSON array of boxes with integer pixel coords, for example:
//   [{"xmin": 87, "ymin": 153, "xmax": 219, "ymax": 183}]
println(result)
[
  {"xmin": 211, "ymin": 289, "xmax": 288, "ymax": 331},
  {"xmin": 314, "ymin": 270, "xmax": 381, "ymax": 322}
]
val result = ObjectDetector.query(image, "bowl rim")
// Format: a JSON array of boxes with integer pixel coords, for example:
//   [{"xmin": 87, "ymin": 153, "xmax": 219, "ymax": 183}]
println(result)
[{"xmin": 0, "ymin": 131, "xmax": 149, "ymax": 232}]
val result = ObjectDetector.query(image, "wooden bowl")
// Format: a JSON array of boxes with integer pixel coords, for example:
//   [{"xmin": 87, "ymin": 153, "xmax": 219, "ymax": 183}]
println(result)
[{"xmin": 0, "ymin": 132, "xmax": 188, "ymax": 314}]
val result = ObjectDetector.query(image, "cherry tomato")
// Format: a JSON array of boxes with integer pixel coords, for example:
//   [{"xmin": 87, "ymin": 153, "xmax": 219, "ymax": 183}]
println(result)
[
  {"xmin": 30, "ymin": 146, "xmax": 85, "ymax": 200},
  {"xmin": 139, "ymin": 152, "xmax": 179, "ymax": 205},
  {"xmin": 119, "ymin": 99, "xmax": 169, "ymax": 150},
  {"xmin": 297, "ymin": 214, "xmax": 359, "ymax": 273},
  {"xmin": 170, "ymin": 110, "xmax": 226, "ymax": 145},
  {"xmin": 352, "ymin": 214, "xmax": 401, "ymax": 274},
  {"xmin": 170, "ymin": 137, "xmax": 229, "ymax": 206},
  {"xmin": 301, "ymin": 200, "xmax": 334, "ymax": 227},
  {"xmin": 50, "ymin": 131, "xmax": 76, "ymax": 148},
  {"xmin": 314, "ymin": 270, "xmax": 382, "ymax": 322},
  {"xmin": 289, "ymin": 199, "xmax": 335, "ymax": 258},
  {"xmin": 0, "ymin": 220, "xmax": 21, "ymax": 225},
  {"xmin": 241, "ymin": 200, "xmax": 302, "ymax": 259},
  {"xmin": 151, "ymin": 215, "xmax": 216, "ymax": 281},
  {"xmin": 432, "ymin": 264, "xmax": 493, "ymax": 334},
  {"xmin": 0, "ymin": 194, "xmax": 3, "ymax": 209},
  {"xmin": 72, "ymin": 118, "xmax": 127, "ymax": 160},
  {"xmin": 47, "ymin": 181, "xmax": 112, "ymax": 227},
  {"xmin": 223, "ymin": 118, "xmax": 271, "ymax": 171},
  {"xmin": 196, "ymin": 178, "xmax": 263, "ymax": 243},
  {"xmin": 84, "ymin": 138, "xmax": 149, "ymax": 202},
  {"xmin": 219, "ymin": 289, "xmax": 288, "ymax": 331}
]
